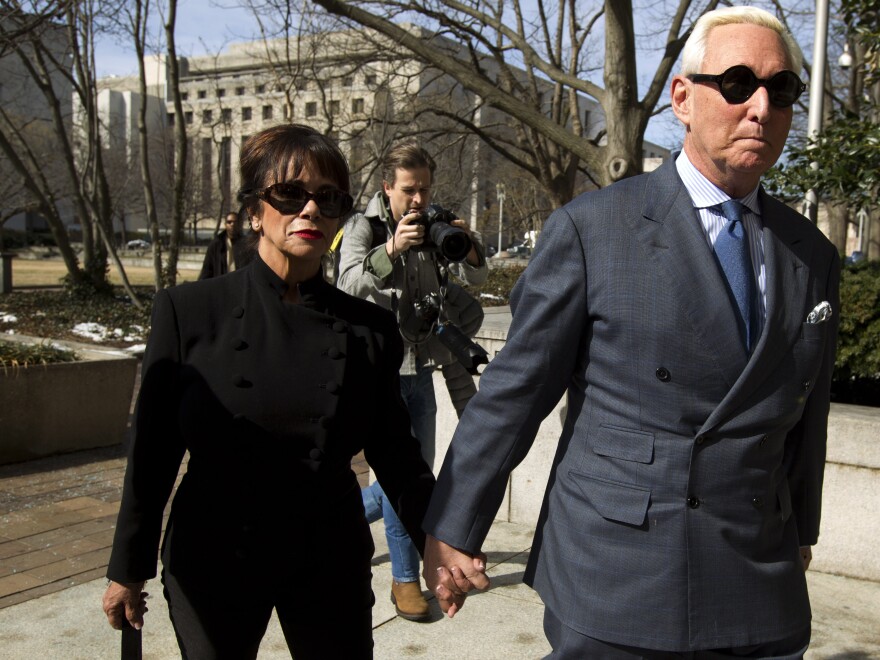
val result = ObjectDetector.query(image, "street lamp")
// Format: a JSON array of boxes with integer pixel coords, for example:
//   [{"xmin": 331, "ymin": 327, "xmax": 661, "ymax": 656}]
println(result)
[
  {"xmin": 802, "ymin": 0, "xmax": 830, "ymax": 225},
  {"xmin": 496, "ymin": 183, "xmax": 505, "ymax": 256},
  {"xmin": 838, "ymin": 42, "xmax": 853, "ymax": 69}
]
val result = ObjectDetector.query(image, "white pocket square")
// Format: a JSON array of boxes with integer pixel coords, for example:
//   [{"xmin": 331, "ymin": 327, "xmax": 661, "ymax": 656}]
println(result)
[{"xmin": 806, "ymin": 301, "xmax": 832, "ymax": 324}]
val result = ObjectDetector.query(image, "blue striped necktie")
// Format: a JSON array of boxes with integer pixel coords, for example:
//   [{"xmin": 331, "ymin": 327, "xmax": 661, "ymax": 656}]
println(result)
[{"xmin": 714, "ymin": 200, "xmax": 757, "ymax": 351}]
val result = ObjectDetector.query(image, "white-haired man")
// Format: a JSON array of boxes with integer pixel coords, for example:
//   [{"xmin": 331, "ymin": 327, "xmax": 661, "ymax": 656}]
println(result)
[{"xmin": 424, "ymin": 6, "xmax": 840, "ymax": 657}]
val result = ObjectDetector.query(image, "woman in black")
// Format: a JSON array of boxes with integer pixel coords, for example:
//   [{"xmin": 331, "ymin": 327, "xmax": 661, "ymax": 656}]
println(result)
[{"xmin": 102, "ymin": 124, "xmax": 434, "ymax": 658}]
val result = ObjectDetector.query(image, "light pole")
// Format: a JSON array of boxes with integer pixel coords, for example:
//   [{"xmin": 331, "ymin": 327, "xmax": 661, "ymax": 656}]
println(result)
[
  {"xmin": 802, "ymin": 0, "xmax": 830, "ymax": 224},
  {"xmin": 496, "ymin": 183, "xmax": 505, "ymax": 255}
]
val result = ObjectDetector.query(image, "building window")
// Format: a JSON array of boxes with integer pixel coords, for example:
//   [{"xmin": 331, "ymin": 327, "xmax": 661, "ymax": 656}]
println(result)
[
  {"xmin": 352, "ymin": 98, "xmax": 365, "ymax": 114},
  {"xmin": 255, "ymin": 84, "xmax": 265, "ymax": 94},
  {"xmin": 167, "ymin": 112, "xmax": 175, "ymax": 125},
  {"xmin": 203, "ymin": 109, "xmax": 213, "ymax": 123},
  {"xmin": 181, "ymin": 92, "xmax": 189, "ymax": 101},
  {"xmin": 235, "ymin": 86, "xmax": 245, "ymax": 96},
  {"xmin": 221, "ymin": 108, "xmax": 232, "ymax": 123},
  {"xmin": 275, "ymin": 84, "xmax": 284, "ymax": 92},
  {"xmin": 342, "ymin": 76, "xmax": 353, "ymax": 87},
  {"xmin": 185, "ymin": 111, "xmax": 193, "ymax": 125},
  {"xmin": 262, "ymin": 105, "xmax": 273, "ymax": 120},
  {"xmin": 365, "ymin": 74, "xmax": 377, "ymax": 85},
  {"xmin": 305, "ymin": 102, "xmax": 317, "ymax": 117},
  {"xmin": 242, "ymin": 107, "xmax": 252, "ymax": 121},
  {"xmin": 329, "ymin": 100, "xmax": 340, "ymax": 116},
  {"xmin": 217, "ymin": 88, "xmax": 226, "ymax": 97},
  {"xmin": 295, "ymin": 80, "xmax": 308, "ymax": 91},
  {"xmin": 197, "ymin": 90, "xmax": 206, "ymax": 99}
]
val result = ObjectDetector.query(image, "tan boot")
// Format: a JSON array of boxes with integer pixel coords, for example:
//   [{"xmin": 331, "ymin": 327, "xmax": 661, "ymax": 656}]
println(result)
[{"xmin": 390, "ymin": 580, "xmax": 430, "ymax": 621}]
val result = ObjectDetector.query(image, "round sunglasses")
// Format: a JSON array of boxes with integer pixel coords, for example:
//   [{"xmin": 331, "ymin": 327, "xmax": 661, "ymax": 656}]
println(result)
[
  {"xmin": 687, "ymin": 65, "xmax": 806, "ymax": 108},
  {"xmin": 241, "ymin": 183, "xmax": 354, "ymax": 218}
]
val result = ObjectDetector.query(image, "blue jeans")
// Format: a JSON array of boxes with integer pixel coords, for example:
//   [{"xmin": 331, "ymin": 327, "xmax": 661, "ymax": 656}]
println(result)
[{"xmin": 362, "ymin": 364, "xmax": 436, "ymax": 583}]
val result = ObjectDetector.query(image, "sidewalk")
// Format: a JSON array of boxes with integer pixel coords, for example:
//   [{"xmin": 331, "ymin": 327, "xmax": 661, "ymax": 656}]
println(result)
[{"xmin": 1, "ymin": 448, "xmax": 879, "ymax": 658}]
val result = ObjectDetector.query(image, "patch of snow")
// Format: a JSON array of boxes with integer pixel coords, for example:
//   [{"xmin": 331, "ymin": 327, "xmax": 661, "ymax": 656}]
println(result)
[{"xmin": 0, "ymin": 313, "xmax": 17, "ymax": 323}]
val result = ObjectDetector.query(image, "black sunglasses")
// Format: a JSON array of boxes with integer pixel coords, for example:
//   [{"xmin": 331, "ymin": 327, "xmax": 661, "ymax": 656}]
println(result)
[
  {"xmin": 687, "ymin": 65, "xmax": 806, "ymax": 108},
  {"xmin": 241, "ymin": 183, "xmax": 354, "ymax": 218}
]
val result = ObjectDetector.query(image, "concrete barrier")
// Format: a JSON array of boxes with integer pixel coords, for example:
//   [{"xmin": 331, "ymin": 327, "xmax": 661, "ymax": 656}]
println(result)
[
  {"xmin": 428, "ymin": 310, "xmax": 880, "ymax": 583},
  {"xmin": 0, "ymin": 335, "xmax": 137, "ymax": 465}
]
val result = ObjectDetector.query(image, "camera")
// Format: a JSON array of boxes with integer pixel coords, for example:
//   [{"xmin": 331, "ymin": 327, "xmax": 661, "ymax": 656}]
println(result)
[
  {"xmin": 435, "ymin": 322, "xmax": 488, "ymax": 375},
  {"xmin": 412, "ymin": 293, "xmax": 488, "ymax": 375},
  {"xmin": 412, "ymin": 204, "xmax": 472, "ymax": 262}
]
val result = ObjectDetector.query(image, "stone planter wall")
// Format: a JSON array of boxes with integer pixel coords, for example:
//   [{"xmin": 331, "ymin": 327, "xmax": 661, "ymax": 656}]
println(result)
[{"xmin": 0, "ymin": 335, "xmax": 137, "ymax": 465}]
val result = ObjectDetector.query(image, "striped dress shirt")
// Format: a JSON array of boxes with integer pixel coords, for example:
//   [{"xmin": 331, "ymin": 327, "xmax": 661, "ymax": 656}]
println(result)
[{"xmin": 675, "ymin": 151, "xmax": 767, "ymax": 339}]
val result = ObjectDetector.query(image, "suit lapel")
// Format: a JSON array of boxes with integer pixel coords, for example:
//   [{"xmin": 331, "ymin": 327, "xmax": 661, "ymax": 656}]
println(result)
[
  {"xmin": 698, "ymin": 191, "xmax": 815, "ymax": 433},
  {"xmin": 631, "ymin": 159, "xmax": 749, "ymax": 390}
]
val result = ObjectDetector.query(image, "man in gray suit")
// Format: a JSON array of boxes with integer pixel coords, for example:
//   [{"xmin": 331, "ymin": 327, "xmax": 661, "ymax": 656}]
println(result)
[{"xmin": 422, "ymin": 6, "xmax": 840, "ymax": 657}]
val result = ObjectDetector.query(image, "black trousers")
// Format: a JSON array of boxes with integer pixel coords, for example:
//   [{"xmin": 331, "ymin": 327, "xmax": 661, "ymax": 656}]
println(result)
[
  {"xmin": 543, "ymin": 607, "xmax": 810, "ymax": 660},
  {"xmin": 160, "ymin": 506, "xmax": 376, "ymax": 659}
]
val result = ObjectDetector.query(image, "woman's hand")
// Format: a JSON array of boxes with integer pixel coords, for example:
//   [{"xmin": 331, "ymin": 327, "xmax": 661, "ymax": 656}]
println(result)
[{"xmin": 102, "ymin": 580, "xmax": 148, "ymax": 630}]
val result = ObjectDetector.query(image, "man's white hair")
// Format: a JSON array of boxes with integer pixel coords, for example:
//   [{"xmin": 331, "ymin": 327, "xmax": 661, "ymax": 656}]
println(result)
[{"xmin": 680, "ymin": 6, "xmax": 804, "ymax": 75}]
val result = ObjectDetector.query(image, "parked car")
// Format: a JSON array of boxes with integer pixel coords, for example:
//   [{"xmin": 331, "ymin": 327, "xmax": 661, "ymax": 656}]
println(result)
[
  {"xmin": 845, "ymin": 250, "xmax": 865, "ymax": 265},
  {"xmin": 125, "ymin": 239, "xmax": 151, "ymax": 251}
]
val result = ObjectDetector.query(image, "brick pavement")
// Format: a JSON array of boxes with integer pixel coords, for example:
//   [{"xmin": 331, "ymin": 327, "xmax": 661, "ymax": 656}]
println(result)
[{"xmin": 0, "ymin": 443, "xmax": 370, "ymax": 610}]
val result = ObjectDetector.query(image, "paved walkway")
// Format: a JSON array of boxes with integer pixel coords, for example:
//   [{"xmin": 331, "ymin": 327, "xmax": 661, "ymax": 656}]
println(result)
[{"xmin": 1, "ymin": 443, "xmax": 879, "ymax": 658}]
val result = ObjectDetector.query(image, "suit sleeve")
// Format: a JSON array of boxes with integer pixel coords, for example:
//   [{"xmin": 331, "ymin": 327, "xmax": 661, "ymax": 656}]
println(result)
[
  {"xmin": 785, "ymin": 248, "xmax": 841, "ymax": 546},
  {"xmin": 106, "ymin": 289, "xmax": 187, "ymax": 582},
  {"xmin": 423, "ymin": 207, "xmax": 590, "ymax": 553},
  {"xmin": 363, "ymin": 310, "xmax": 435, "ymax": 554}
]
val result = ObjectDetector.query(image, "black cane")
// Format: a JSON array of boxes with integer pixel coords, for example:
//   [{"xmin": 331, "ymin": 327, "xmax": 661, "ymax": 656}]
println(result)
[{"xmin": 121, "ymin": 623, "xmax": 142, "ymax": 660}]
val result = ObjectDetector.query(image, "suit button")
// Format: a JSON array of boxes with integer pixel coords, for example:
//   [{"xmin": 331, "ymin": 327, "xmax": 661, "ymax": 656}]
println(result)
[
  {"xmin": 233, "ymin": 375, "xmax": 251, "ymax": 388},
  {"xmin": 802, "ymin": 380, "xmax": 812, "ymax": 390},
  {"xmin": 695, "ymin": 435, "xmax": 705, "ymax": 445},
  {"xmin": 309, "ymin": 448, "xmax": 324, "ymax": 461},
  {"xmin": 752, "ymin": 497, "xmax": 764, "ymax": 509},
  {"xmin": 325, "ymin": 380, "xmax": 340, "ymax": 394},
  {"xmin": 758, "ymin": 435, "xmax": 768, "ymax": 447},
  {"xmin": 655, "ymin": 367, "xmax": 671, "ymax": 382},
  {"xmin": 327, "ymin": 347, "xmax": 343, "ymax": 359},
  {"xmin": 231, "ymin": 338, "xmax": 247, "ymax": 351},
  {"xmin": 332, "ymin": 321, "xmax": 348, "ymax": 333},
  {"xmin": 231, "ymin": 306, "xmax": 245, "ymax": 319},
  {"xmin": 687, "ymin": 497, "xmax": 700, "ymax": 509}
]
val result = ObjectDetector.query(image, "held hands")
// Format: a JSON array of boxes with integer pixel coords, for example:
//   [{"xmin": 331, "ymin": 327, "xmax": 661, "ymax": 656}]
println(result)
[
  {"xmin": 423, "ymin": 534, "xmax": 490, "ymax": 618},
  {"xmin": 102, "ymin": 580, "xmax": 148, "ymax": 630}
]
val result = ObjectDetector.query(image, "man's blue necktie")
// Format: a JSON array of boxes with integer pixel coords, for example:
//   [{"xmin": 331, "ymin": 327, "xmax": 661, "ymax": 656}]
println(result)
[{"xmin": 714, "ymin": 200, "xmax": 757, "ymax": 351}]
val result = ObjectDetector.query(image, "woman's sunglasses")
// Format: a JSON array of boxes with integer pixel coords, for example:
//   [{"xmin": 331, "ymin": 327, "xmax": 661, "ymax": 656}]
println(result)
[
  {"xmin": 241, "ymin": 183, "xmax": 354, "ymax": 218},
  {"xmin": 687, "ymin": 65, "xmax": 806, "ymax": 108}
]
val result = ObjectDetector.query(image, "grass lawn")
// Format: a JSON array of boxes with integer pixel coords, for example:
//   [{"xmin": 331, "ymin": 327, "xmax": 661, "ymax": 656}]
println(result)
[{"xmin": 10, "ymin": 258, "xmax": 199, "ymax": 288}]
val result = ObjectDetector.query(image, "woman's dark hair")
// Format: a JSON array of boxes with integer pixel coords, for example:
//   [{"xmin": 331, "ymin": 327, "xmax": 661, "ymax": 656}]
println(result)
[{"xmin": 239, "ymin": 124, "xmax": 351, "ymax": 216}]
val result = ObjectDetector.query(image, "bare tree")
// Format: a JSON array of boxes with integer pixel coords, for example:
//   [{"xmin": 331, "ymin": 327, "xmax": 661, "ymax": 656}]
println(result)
[{"xmin": 301, "ymin": 0, "xmax": 722, "ymax": 205}]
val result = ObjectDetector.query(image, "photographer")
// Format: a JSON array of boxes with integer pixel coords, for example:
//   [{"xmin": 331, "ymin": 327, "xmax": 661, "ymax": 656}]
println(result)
[{"xmin": 337, "ymin": 141, "xmax": 487, "ymax": 621}]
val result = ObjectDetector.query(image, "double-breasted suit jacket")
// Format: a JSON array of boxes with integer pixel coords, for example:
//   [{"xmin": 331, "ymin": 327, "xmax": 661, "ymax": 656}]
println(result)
[
  {"xmin": 107, "ymin": 256, "xmax": 434, "ymax": 590},
  {"xmin": 423, "ymin": 157, "xmax": 839, "ymax": 651}
]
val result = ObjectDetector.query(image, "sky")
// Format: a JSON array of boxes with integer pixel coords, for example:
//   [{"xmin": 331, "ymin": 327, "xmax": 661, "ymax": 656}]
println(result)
[
  {"xmin": 94, "ymin": 0, "xmax": 256, "ymax": 78},
  {"xmin": 93, "ymin": 0, "xmax": 821, "ymax": 152}
]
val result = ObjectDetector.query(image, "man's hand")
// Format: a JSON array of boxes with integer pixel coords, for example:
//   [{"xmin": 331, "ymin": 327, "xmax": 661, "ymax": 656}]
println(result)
[
  {"xmin": 800, "ymin": 545, "xmax": 812, "ymax": 571},
  {"xmin": 449, "ymin": 218, "xmax": 482, "ymax": 266},
  {"xmin": 103, "ymin": 580, "xmax": 148, "ymax": 630},
  {"xmin": 423, "ymin": 534, "xmax": 490, "ymax": 618},
  {"xmin": 386, "ymin": 210, "xmax": 425, "ymax": 260}
]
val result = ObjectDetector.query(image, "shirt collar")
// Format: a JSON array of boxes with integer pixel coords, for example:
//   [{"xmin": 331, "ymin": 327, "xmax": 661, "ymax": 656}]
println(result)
[
  {"xmin": 675, "ymin": 150, "xmax": 762, "ymax": 217},
  {"xmin": 252, "ymin": 253, "xmax": 327, "ymax": 306}
]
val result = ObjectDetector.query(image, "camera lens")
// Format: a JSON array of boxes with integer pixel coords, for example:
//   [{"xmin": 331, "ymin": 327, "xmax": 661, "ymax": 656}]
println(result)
[{"xmin": 429, "ymin": 223, "xmax": 472, "ymax": 261}]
